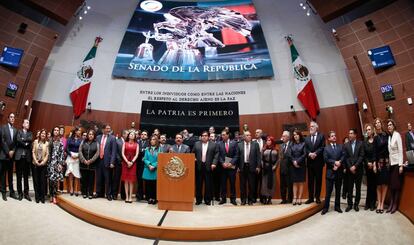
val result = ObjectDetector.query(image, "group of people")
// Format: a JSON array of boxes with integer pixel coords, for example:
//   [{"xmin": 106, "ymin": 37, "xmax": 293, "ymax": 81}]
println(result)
[{"xmin": 0, "ymin": 112, "xmax": 411, "ymax": 215}]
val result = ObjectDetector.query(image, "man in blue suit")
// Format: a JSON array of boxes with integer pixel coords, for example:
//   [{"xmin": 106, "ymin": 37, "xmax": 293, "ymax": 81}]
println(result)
[
  {"xmin": 322, "ymin": 131, "xmax": 345, "ymax": 215},
  {"xmin": 95, "ymin": 124, "xmax": 117, "ymax": 201},
  {"xmin": 217, "ymin": 130, "xmax": 238, "ymax": 205}
]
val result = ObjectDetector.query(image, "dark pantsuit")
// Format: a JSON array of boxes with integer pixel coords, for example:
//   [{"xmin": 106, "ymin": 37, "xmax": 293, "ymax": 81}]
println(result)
[
  {"xmin": 136, "ymin": 162, "xmax": 145, "ymax": 200},
  {"xmin": 0, "ymin": 159, "xmax": 15, "ymax": 194},
  {"xmin": 220, "ymin": 169, "xmax": 236, "ymax": 200},
  {"xmin": 16, "ymin": 158, "xmax": 31, "ymax": 195},
  {"xmin": 33, "ymin": 165, "xmax": 46, "ymax": 201},
  {"xmin": 112, "ymin": 163, "xmax": 122, "ymax": 198},
  {"xmin": 212, "ymin": 165, "xmax": 221, "ymax": 200},
  {"xmin": 324, "ymin": 176, "xmax": 342, "ymax": 209},
  {"xmin": 342, "ymin": 171, "xmax": 348, "ymax": 197},
  {"xmin": 347, "ymin": 172, "xmax": 362, "ymax": 206},
  {"xmin": 239, "ymin": 167, "xmax": 256, "ymax": 203},
  {"xmin": 307, "ymin": 164, "xmax": 323, "ymax": 200},
  {"xmin": 96, "ymin": 160, "xmax": 113, "ymax": 197},
  {"xmin": 365, "ymin": 168, "xmax": 377, "ymax": 208},
  {"xmin": 196, "ymin": 163, "xmax": 212, "ymax": 203},
  {"xmin": 80, "ymin": 169, "xmax": 95, "ymax": 196},
  {"xmin": 280, "ymin": 174, "xmax": 293, "ymax": 202},
  {"xmin": 145, "ymin": 180, "xmax": 156, "ymax": 200}
]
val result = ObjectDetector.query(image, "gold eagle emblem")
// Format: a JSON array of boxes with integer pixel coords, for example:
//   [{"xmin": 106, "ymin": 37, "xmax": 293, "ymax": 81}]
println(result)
[{"xmin": 164, "ymin": 156, "xmax": 186, "ymax": 179}]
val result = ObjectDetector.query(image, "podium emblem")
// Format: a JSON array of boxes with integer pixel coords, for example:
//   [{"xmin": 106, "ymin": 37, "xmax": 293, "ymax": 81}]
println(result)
[{"xmin": 164, "ymin": 156, "xmax": 187, "ymax": 179}]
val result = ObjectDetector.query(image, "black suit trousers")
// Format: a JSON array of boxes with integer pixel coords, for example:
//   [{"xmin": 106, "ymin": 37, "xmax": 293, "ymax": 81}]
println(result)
[
  {"xmin": 16, "ymin": 158, "xmax": 31, "ymax": 195},
  {"xmin": 0, "ymin": 159, "xmax": 15, "ymax": 193},
  {"xmin": 220, "ymin": 168, "xmax": 236, "ymax": 200},
  {"xmin": 136, "ymin": 161, "xmax": 145, "ymax": 199},
  {"xmin": 112, "ymin": 163, "xmax": 122, "ymax": 197},
  {"xmin": 280, "ymin": 173, "xmax": 293, "ymax": 202},
  {"xmin": 365, "ymin": 167, "xmax": 377, "ymax": 208},
  {"xmin": 196, "ymin": 164, "xmax": 212, "ymax": 203},
  {"xmin": 239, "ymin": 167, "xmax": 256, "ymax": 202},
  {"xmin": 96, "ymin": 159, "xmax": 113, "ymax": 197},
  {"xmin": 324, "ymin": 175, "xmax": 342, "ymax": 210},
  {"xmin": 33, "ymin": 165, "xmax": 46, "ymax": 201},
  {"xmin": 347, "ymin": 170, "xmax": 363, "ymax": 206},
  {"xmin": 80, "ymin": 169, "xmax": 95, "ymax": 196},
  {"xmin": 307, "ymin": 161, "xmax": 323, "ymax": 200}
]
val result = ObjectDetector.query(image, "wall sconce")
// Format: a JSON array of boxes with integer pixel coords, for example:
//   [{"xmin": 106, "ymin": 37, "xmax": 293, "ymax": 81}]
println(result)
[
  {"xmin": 408, "ymin": 97, "xmax": 412, "ymax": 105},
  {"xmin": 87, "ymin": 102, "xmax": 92, "ymax": 113},
  {"xmin": 362, "ymin": 102, "xmax": 368, "ymax": 111},
  {"xmin": 24, "ymin": 99, "xmax": 29, "ymax": 107},
  {"xmin": 0, "ymin": 101, "xmax": 6, "ymax": 111},
  {"xmin": 386, "ymin": 105, "xmax": 393, "ymax": 114}
]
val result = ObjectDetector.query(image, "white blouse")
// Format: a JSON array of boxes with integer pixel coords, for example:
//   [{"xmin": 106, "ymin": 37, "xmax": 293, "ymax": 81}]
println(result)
[{"xmin": 388, "ymin": 131, "xmax": 403, "ymax": 166}]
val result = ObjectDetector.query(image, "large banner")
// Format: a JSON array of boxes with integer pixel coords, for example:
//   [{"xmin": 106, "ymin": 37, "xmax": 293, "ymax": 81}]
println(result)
[
  {"xmin": 140, "ymin": 101, "xmax": 239, "ymax": 137},
  {"xmin": 112, "ymin": 0, "xmax": 274, "ymax": 81}
]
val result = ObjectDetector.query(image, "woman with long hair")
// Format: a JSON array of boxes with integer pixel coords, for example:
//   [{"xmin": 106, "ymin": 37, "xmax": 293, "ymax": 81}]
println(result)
[
  {"xmin": 260, "ymin": 136, "xmax": 278, "ymax": 204},
  {"xmin": 65, "ymin": 127, "xmax": 82, "ymax": 196},
  {"xmin": 143, "ymin": 135, "xmax": 161, "ymax": 205},
  {"xmin": 386, "ymin": 119, "xmax": 404, "ymax": 214},
  {"xmin": 121, "ymin": 131, "xmax": 139, "ymax": 203},
  {"xmin": 373, "ymin": 118, "xmax": 389, "ymax": 213},
  {"xmin": 79, "ymin": 129, "xmax": 99, "ymax": 199},
  {"xmin": 32, "ymin": 129, "xmax": 49, "ymax": 203},
  {"xmin": 290, "ymin": 129, "xmax": 306, "ymax": 205},
  {"xmin": 48, "ymin": 126, "xmax": 64, "ymax": 204},
  {"xmin": 363, "ymin": 123, "xmax": 377, "ymax": 211}
]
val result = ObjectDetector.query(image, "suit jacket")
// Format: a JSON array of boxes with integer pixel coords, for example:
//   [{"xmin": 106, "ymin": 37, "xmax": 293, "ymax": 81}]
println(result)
[
  {"xmin": 171, "ymin": 143, "xmax": 190, "ymax": 153},
  {"xmin": 15, "ymin": 129, "xmax": 33, "ymax": 162},
  {"xmin": 323, "ymin": 144, "xmax": 345, "ymax": 179},
  {"xmin": 304, "ymin": 132, "xmax": 325, "ymax": 167},
  {"xmin": 343, "ymin": 140, "xmax": 364, "ymax": 173},
  {"xmin": 96, "ymin": 134, "xmax": 117, "ymax": 167},
  {"xmin": 405, "ymin": 131, "xmax": 414, "ymax": 151},
  {"xmin": 192, "ymin": 141, "xmax": 219, "ymax": 171},
  {"xmin": 0, "ymin": 123, "xmax": 17, "ymax": 160},
  {"xmin": 115, "ymin": 138, "xmax": 125, "ymax": 164},
  {"xmin": 237, "ymin": 141, "xmax": 261, "ymax": 172},
  {"xmin": 159, "ymin": 143, "xmax": 171, "ymax": 153},
  {"xmin": 389, "ymin": 131, "xmax": 404, "ymax": 166},
  {"xmin": 278, "ymin": 141, "xmax": 292, "ymax": 175},
  {"xmin": 217, "ymin": 140, "xmax": 238, "ymax": 167}
]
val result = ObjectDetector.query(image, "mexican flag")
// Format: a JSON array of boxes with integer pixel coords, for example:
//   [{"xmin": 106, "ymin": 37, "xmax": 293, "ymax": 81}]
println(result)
[
  {"xmin": 70, "ymin": 37, "xmax": 102, "ymax": 118},
  {"xmin": 287, "ymin": 37, "xmax": 320, "ymax": 119}
]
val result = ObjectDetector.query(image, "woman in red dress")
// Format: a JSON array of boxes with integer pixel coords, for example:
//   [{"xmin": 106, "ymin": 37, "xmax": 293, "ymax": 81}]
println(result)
[{"xmin": 121, "ymin": 131, "xmax": 139, "ymax": 203}]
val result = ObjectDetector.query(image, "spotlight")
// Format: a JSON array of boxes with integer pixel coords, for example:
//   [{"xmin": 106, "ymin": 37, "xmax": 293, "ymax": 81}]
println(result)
[
  {"xmin": 332, "ymin": 28, "xmax": 339, "ymax": 40},
  {"xmin": 300, "ymin": 3, "xmax": 304, "ymax": 7},
  {"xmin": 84, "ymin": 10, "xmax": 88, "ymax": 14},
  {"xmin": 306, "ymin": 10, "xmax": 310, "ymax": 16},
  {"xmin": 87, "ymin": 6, "xmax": 91, "ymax": 10},
  {"xmin": 303, "ymin": 6, "xmax": 306, "ymax": 10},
  {"xmin": 79, "ymin": 16, "xmax": 83, "ymax": 20}
]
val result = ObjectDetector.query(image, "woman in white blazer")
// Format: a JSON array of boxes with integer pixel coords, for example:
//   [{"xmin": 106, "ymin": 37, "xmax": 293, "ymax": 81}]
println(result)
[{"xmin": 386, "ymin": 119, "xmax": 404, "ymax": 214}]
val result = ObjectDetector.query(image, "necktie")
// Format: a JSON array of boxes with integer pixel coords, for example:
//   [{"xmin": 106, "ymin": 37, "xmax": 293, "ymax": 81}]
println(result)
[
  {"xmin": 245, "ymin": 143, "xmax": 250, "ymax": 162},
  {"xmin": 100, "ymin": 135, "xmax": 106, "ymax": 159},
  {"xmin": 312, "ymin": 135, "xmax": 316, "ymax": 145},
  {"xmin": 178, "ymin": 145, "xmax": 181, "ymax": 152},
  {"xmin": 352, "ymin": 141, "xmax": 355, "ymax": 154},
  {"xmin": 332, "ymin": 144, "xmax": 336, "ymax": 150},
  {"xmin": 225, "ymin": 141, "xmax": 229, "ymax": 154},
  {"xmin": 9, "ymin": 125, "xmax": 13, "ymax": 141}
]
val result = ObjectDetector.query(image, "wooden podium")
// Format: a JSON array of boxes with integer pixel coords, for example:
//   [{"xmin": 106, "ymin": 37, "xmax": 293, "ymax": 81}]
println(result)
[{"xmin": 157, "ymin": 153, "xmax": 195, "ymax": 211}]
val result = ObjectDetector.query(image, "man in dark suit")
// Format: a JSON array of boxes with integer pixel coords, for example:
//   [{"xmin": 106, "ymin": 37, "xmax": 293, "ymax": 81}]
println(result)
[
  {"xmin": 95, "ymin": 124, "xmax": 117, "ymax": 201},
  {"xmin": 406, "ymin": 123, "xmax": 414, "ymax": 151},
  {"xmin": 279, "ymin": 131, "xmax": 293, "ymax": 204},
  {"xmin": 0, "ymin": 113, "xmax": 18, "ymax": 201},
  {"xmin": 171, "ymin": 133, "xmax": 190, "ymax": 153},
  {"xmin": 136, "ymin": 130, "xmax": 149, "ymax": 201},
  {"xmin": 343, "ymin": 128, "xmax": 364, "ymax": 212},
  {"xmin": 217, "ymin": 130, "xmax": 238, "ymax": 205},
  {"xmin": 14, "ymin": 119, "xmax": 33, "ymax": 201},
  {"xmin": 192, "ymin": 131, "xmax": 219, "ymax": 205},
  {"xmin": 304, "ymin": 121, "xmax": 325, "ymax": 204},
  {"xmin": 322, "ymin": 131, "xmax": 345, "ymax": 215},
  {"xmin": 114, "ymin": 129, "xmax": 128, "ymax": 200},
  {"xmin": 159, "ymin": 134, "xmax": 171, "ymax": 153},
  {"xmin": 237, "ymin": 131, "xmax": 261, "ymax": 205}
]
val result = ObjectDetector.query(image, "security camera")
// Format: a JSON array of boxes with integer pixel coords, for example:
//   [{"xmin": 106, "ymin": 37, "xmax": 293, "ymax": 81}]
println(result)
[
  {"xmin": 0, "ymin": 101, "xmax": 5, "ymax": 111},
  {"xmin": 362, "ymin": 102, "xmax": 368, "ymax": 111},
  {"xmin": 386, "ymin": 105, "xmax": 393, "ymax": 114}
]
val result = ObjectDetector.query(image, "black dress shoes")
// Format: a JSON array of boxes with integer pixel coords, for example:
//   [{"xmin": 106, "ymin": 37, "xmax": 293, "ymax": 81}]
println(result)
[
  {"xmin": 41, "ymin": 199, "xmax": 45, "ymax": 204},
  {"xmin": 321, "ymin": 209, "xmax": 328, "ymax": 215},
  {"xmin": 354, "ymin": 206, "xmax": 359, "ymax": 212},
  {"xmin": 107, "ymin": 196, "xmax": 112, "ymax": 201},
  {"xmin": 335, "ymin": 207, "xmax": 343, "ymax": 213},
  {"xmin": 315, "ymin": 199, "xmax": 321, "ymax": 204},
  {"xmin": 219, "ymin": 199, "xmax": 226, "ymax": 205},
  {"xmin": 24, "ymin": 194, "xmax": 32, "ymax": 202},
  {"xmin": 230, "ymin": 199, "xmax": 237, "ymax": 206},
  {"xmin": 364, "ymin": 206, "xmax": 370, "ymax": 211},
  {"xmin": 248, "ymin": 201, "xmax": 253, "ymax": 206},
  {"xmin": 195, "ymin": 201, "xmax": 202, "ymax": 205},
  {"xmin": 35, "ymin": 199, "xmax": 39, "ymax": 203},
  {"xmin": 2, "ymin": 193, "xmax": 7, "ymax": 201},
  {"xmin": 305, "ymin": 199, "xmax": 314, "ymax": 204},
  {"xmin": 280, "ymin": 200, "xmax": 287, "ymax": 204},
  {"xmin": 241, "ymin": 200, "xmax": 247, "ymax": 205},
  {"xmin": 18, "ymin": 193, "xmax": 23, "ymax": 201},
  {"xmin": 10, "ymin": 192, "xmax": 18, "ymax": 200},
  {"xmin": 345, "ymin": 206, "xmax": 352, "ymax": 212},
  {"xmin": 205, "ymin": 201, "xmax": 211, "ymax": 206}
]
